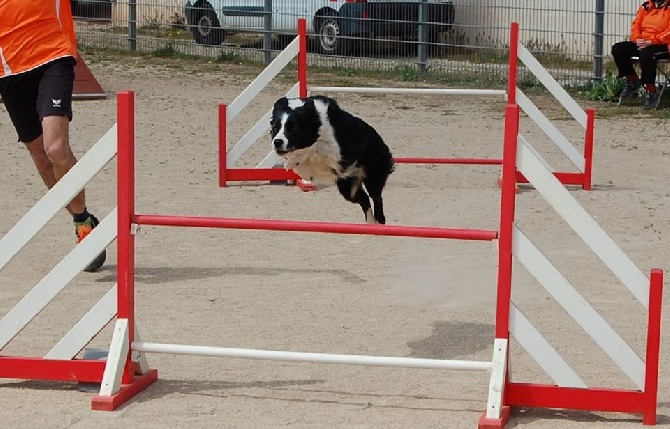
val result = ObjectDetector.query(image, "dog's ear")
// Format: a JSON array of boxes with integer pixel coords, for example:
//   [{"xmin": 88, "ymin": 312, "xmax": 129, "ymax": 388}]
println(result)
[
  {"xmin": 270, "ymin": 97, "xmax": 289, "ymax": 127},
  {"xmin": 273, "ymin": 96, "xmax": 289, "ymax": 110}
]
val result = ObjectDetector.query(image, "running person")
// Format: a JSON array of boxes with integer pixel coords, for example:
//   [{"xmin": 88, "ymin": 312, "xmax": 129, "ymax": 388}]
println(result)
[{"xmin": 0, "ymin": 0, "xmax": 106, "ymax": 271}]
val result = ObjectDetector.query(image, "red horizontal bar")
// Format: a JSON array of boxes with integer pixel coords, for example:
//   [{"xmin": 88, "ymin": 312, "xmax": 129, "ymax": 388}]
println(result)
[
  {"xmin": 394, "ymin": 157, "xmax": 503, "ymax": 165},
  {"xmin": 225, "ymin": 168, "xmax": 300, "ymax": 182},
  {"xmin": 133, "ymin": 214, "xmax": 499, "ymax": 241},
  {"xmin": 506, "ymin": 383, "xmax": 645, "ymax": 414},
  {"xmin": 0, "ymin": 356, "xmax": 106, "ymax": 383}
]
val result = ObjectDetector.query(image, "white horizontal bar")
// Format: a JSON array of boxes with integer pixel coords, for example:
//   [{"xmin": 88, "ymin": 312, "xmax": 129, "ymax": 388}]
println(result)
[
  {"xmin": 0, "ymin": 126, "xmax": 117, "ymax": 272},
  {"xmin": 133, "ymin": 342, "xmax": 494, "ymax": 371},
  {"xmin": 516, "ymin": 140, "xmax": 649, "ymax": 307},
  {"xmin": 309, "ymin": 86, "xmax": 506, "ymax": 96},
  {"xmin": 513, "ymin": 226, "xmax": 644, "ymax": 389},
  {"xmin": 227, "ymin": 82, "xmax": 300, "ymax": 166},
  {"xmin": 44, "ymin": 285, "xmax": 117, "ymax": 360},
  {"xmin": 0, "ymin": 209, "xmax": 117, "ymax": 351},
  {"xmin": 226, "ymin": 38, "xmax": 299, "ymax": 123},
  {"xmin": 517, "ymin": 42, "xmax": 587, "ymax": 128},
  {"xmin": 517, "ymin": 89, "xmax": 585, "ymax": 171},
  {"xmin": 510, "ymin": 302, "xmax": 587, "ymax": 388}
]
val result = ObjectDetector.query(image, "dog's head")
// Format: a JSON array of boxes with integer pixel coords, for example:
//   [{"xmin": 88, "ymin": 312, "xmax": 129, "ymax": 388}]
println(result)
[{"xmin": 270, "ymin": 96, "xmax": 323, "ymax": 156}]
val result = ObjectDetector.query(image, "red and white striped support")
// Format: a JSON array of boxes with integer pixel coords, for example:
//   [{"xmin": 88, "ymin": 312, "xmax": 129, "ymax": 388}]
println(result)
[
  {"xmin": 218, "ymin": 21, "xmax": 595, "ymax": 191},
  {"xmin": 496, "ymin": 103, "xmax": 663, "ymax": 426},
  {"xmin": 0, "ymin": 121, "xmax": 148, "ymax": 386}
]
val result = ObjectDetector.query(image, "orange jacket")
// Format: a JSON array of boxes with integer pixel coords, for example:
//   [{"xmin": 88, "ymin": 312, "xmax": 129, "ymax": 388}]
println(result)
[
  {"xmin": 0, "ymin": 0, "xmax": 78, "ymax": 78},
  {"xmin": 630, "ymin": 1, "xmax": 670, "ymax": 44}
]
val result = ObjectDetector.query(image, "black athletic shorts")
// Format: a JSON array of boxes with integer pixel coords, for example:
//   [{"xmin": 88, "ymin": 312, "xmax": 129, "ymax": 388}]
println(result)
[{"xmin": 0, "ymin": 56, "xmax": 76, "ymax": 143}]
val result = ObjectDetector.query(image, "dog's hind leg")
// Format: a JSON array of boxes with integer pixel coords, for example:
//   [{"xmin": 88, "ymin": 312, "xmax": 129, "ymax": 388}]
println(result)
[
  {"xmin": 336, "ymin": 178, "xmax": 375, "ymax": 224},
  {"xmin": 363, "ymin": 178, "xmax": 387, "ymax": 225}
]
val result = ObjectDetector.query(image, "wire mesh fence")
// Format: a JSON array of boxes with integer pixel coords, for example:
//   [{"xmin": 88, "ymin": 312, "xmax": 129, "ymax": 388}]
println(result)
[{"xmin": 73, "ymin": 0, "xmax": 638, "ymax": 86}]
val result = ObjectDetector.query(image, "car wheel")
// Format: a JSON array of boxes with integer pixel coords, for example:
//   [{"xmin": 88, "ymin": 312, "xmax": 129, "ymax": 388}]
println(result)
[
  {"xmin": 316, "ymin": 14, "xmax": 350, "ymax": 56},
  {"xmin": 190, "ymin": 3, "xmax": 224, "ymax": 46}
]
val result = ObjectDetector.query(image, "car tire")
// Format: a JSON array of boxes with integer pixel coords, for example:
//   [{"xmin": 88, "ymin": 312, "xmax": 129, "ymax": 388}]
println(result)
[
  {"xmin": 315, "ymin": 13, "xmax": 350, "ymax": 56},
  {"xmin": 190, "ymin": 3, "xmax": 225, "ymax": 46}
]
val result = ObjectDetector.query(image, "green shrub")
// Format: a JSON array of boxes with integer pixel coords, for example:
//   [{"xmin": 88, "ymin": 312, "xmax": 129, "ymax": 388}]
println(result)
[{"xmin": 581, "ymin": 71, "xmax": 625, "ymax": 102}]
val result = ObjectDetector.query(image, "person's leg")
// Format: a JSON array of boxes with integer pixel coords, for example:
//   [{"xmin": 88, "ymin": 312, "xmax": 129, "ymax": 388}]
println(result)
[
  {"xmin": 36, "ymin": 57, "xmax": 106, "ymax": 271},
  {"xmin": 612, "ymin": 41, "xmax": 642, "ymax": 100},
  {"xmin": 0, "ymin": 70, "xmax": 75, "ymax": 211},
  {"xmin": 40, "ymin": 115, "xmax": 86, "ymax": 215},
  {"xmin": 639, "ymin": 45, "xmax": 669, "ymax": 109},
  {"xmin": 612, "ymin": 40, "xmax": 639, "ymax": 79},
  {"xmin": 638, "ymin": 45, "xmax": 667, "ymax": 86},
  {"xmin": 36, "ymin": 57, "xmax": 87, "ymax": 215}
]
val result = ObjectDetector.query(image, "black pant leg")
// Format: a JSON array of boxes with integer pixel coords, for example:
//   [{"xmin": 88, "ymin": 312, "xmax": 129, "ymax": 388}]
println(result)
[
  {"xmin": 639, "ymin": 44, "xmax": 670, "ymax": 84},
  {"xmin": 611, "ymin": 41, "xmax": 639, "ymax": 78}
]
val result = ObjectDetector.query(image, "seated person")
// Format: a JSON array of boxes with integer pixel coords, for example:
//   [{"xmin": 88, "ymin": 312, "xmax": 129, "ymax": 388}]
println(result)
[{"xmin": 612, "ymin": 0, "xmax": 670, "ymax": 109}]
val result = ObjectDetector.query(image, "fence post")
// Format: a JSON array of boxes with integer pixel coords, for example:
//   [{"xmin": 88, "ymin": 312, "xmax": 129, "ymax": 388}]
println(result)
[
  {"xmin": 128, "ymin": 0, "xmax": 137, "ymax": 52},
  {"xmin": 263, "ymin": 0, "xmax": 273, "ymax": 65},
  {"xmin": 417, "ymin": 0, "xmax": 428, "ymax": 75},
  {"xmin": 593, "ymin": 0, "xmax": 605, "ymax": 81}
]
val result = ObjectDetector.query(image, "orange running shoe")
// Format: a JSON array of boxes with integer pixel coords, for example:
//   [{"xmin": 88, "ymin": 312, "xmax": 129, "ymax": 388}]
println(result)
[{"xmin": 75, "ymin": 214, "xmax": 106, "ymax": 272}]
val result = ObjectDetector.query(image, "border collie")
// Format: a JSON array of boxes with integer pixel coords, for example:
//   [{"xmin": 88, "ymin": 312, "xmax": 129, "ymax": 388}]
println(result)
[{"xmin": 270, "ymin": 95, "xmax": 395, "ymax": 224}]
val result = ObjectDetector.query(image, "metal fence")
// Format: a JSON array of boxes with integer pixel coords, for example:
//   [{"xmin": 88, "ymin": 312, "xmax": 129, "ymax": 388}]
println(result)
[{"xmin": 73, "ymin": 0, "xmax": 638, "ymax": 86}]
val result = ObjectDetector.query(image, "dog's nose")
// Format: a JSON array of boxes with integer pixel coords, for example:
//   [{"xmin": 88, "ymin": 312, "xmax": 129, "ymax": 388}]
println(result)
[{"xmin": 273, "ymin": 139, "xmax": 284, "ymax": 149}]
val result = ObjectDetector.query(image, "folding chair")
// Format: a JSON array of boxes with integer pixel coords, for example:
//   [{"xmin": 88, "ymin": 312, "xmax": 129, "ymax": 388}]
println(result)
[
  {"xmin": 655, "ymin": 58, "xmax": 670, "ymax": 107},
  {"xmin": 618, "ymin": 54, "xmax": 670, "ymax": 109}
]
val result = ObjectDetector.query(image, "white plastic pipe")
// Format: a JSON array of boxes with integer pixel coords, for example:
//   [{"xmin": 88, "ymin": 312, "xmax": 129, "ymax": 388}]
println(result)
[
  {"xmin": 133, "ymin": 342, "xmax": 493, "ymax": 371},
  {"xmin": 309, "ymin": 86, "xmax": 506, "ymax": 96}
]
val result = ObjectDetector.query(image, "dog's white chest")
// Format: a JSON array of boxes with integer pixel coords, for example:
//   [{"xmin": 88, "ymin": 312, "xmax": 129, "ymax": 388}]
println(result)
[{"xmin": 284, "ymin": 140, "xmax": 342, "ymax": 184}]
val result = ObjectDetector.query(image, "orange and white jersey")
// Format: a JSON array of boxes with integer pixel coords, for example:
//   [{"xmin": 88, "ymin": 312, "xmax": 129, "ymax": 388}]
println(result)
[{"xmin": 0, "ymin": 0, "xmax": 77, "ymax": 78}]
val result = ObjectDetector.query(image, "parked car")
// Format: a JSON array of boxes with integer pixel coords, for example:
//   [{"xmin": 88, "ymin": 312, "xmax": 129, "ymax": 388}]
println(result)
[{"xmin": 184, "ymin": 0, "xmax": 455, "ymax": 55}]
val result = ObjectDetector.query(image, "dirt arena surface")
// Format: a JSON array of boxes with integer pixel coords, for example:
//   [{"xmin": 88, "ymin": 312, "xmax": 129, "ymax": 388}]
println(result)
[{"xmin": 1, "ymin": 54, "xmax": 670, "ymax": 429}]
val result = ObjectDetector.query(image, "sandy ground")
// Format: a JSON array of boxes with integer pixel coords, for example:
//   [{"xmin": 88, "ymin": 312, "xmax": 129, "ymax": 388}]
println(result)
[{"xmin": 1, "ymin": 54, "xmax": 670, "ymax": 429}]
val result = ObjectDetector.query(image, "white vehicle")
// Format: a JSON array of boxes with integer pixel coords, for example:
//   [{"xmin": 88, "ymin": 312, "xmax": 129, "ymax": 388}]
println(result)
[{"xmin": 184, "ymin": 0, "xmax": 455, "ymax": 55}]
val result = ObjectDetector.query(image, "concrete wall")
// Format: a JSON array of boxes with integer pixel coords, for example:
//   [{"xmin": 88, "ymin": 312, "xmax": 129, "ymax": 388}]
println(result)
[
  {"xmin": 451, "ymin": 0, "xmax": 635, "ymax": 58},
  {"xmin": 112, "ymin": 1, "xmax": 186, "ymax": 27}
]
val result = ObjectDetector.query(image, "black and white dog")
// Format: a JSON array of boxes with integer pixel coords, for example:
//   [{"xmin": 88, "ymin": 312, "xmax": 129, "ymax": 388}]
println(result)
[{"xmin": 270, "ymin": 95, "xmax": 395, "ymax": 224}]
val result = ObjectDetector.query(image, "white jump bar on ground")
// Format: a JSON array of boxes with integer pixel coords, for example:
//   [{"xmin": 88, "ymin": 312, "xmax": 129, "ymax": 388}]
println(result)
[
  {"xmin": 309, "ymin": 86, "xmax": 506, "ymax": 96},
  {"xmin": 133, "ymin": 342, "xmax": 493, "ymax": 371}
]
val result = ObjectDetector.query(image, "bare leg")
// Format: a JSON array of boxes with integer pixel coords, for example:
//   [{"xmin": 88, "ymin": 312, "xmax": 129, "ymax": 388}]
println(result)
[{"xmin": 26, "ymin": 115, "xmax": 86, "ymax": 215}]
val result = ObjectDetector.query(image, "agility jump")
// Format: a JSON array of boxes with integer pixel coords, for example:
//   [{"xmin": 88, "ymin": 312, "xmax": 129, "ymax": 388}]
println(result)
[
  {"xmin": 0, "ymin": 25, "xmax": 663, "ymax": 429},
  {"xmin": 219, "ymin": 20, "xmax": 595, "ymax": 191},
  {"xmin": 94, "ymin": 91, "xmax": 660, "ymax": 427}
]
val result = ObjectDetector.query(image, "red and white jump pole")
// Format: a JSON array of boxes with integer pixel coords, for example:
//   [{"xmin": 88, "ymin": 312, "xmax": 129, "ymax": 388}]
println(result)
[{"xmin": 219, "ymin": 21, "xmax": 595, "ymax": 190}]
